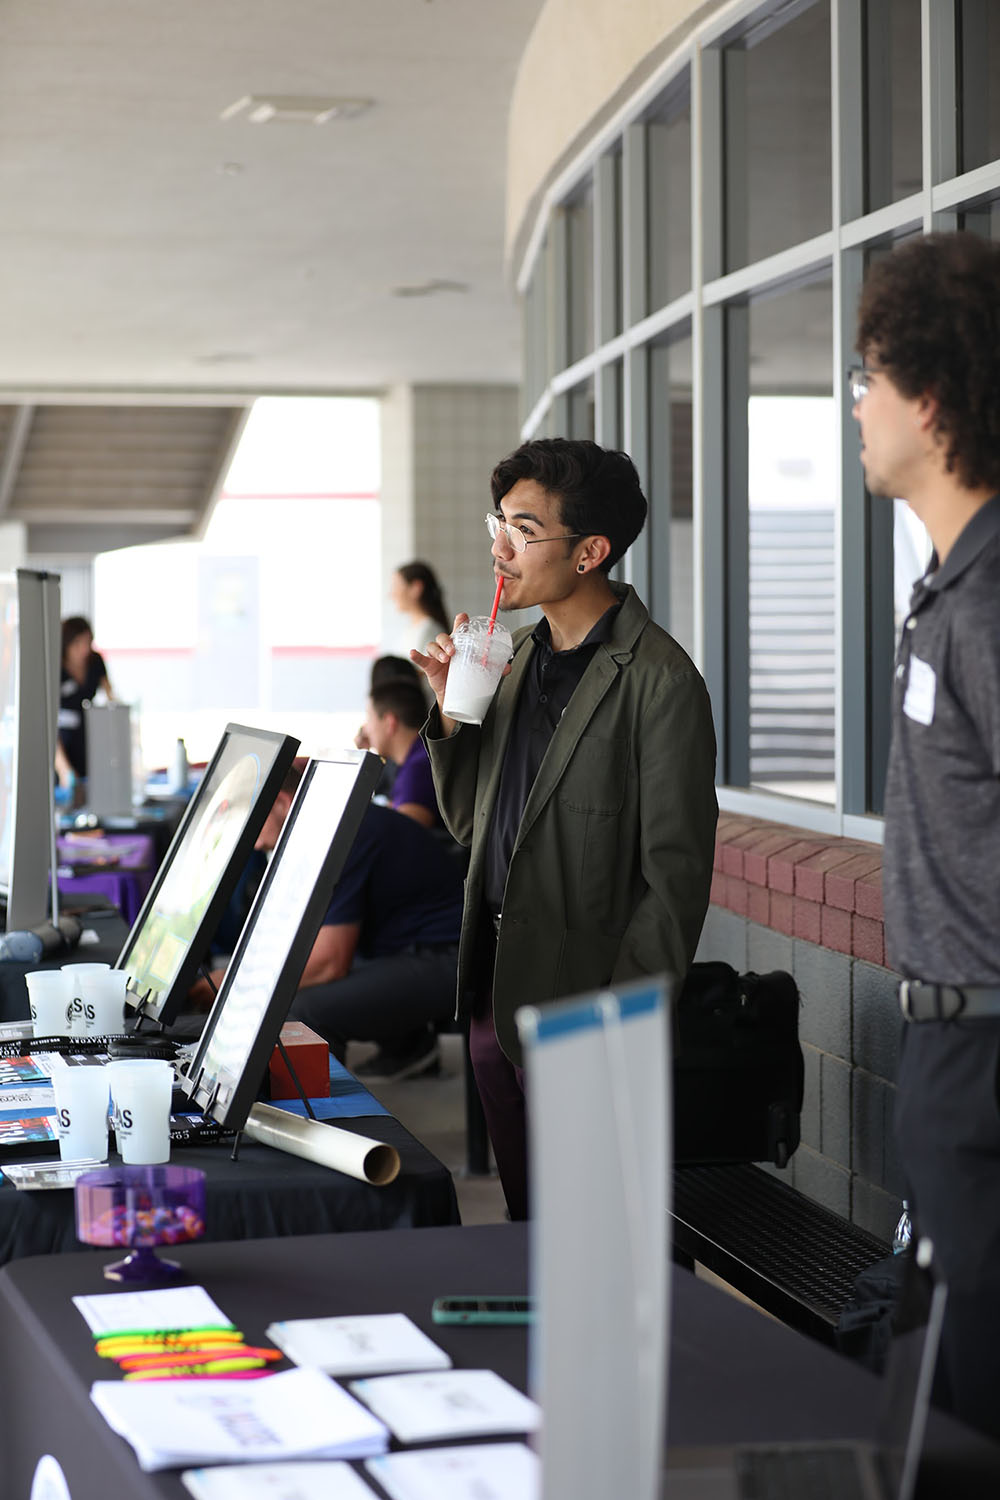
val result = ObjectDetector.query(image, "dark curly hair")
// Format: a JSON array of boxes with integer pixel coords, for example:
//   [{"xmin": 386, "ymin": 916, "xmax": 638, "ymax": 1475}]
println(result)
[
  {"xmin": 490, "ymin": 438, "xmax": 647, "ymax": 573},
  {"xmin": 856, "ymin": 232, "xmax": 1000, "ymax": 492}
]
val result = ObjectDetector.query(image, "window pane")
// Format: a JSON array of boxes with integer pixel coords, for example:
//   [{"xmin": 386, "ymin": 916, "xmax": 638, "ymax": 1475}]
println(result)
[
  {"xmin": 568, "ymin": 377, "xmax": 595, "ymax": 440},
  {"xmin": 648, "ymin": 334, "xmax": 694, "ymax": 654},
  {"xmin": 723, "ymin": 2, "xmax": 832, "ymax": 272},
  {"xmin": 598, "ymin": 361, "xmax": 623, "ymax": 450},
  {"xmin": 958, "ymin": 0, "xmax": 1000, "ymax": 174},
  {"xmin": 746, "ymin": 278, "xmax": 836, "ymax": 804},
  {"xmin": 864, "ymin": 0, "xmax": 922, "ymax": 210},
  {"xmin": 648, "ymin": 76, "xmax": 692, "ymax": 309},
  {"xmin": 566, "ymin": 183, "xmax": 594, "ymax": 365}
]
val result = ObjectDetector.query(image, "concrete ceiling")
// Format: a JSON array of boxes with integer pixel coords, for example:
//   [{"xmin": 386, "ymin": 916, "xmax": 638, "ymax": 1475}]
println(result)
[{"xmin": 0, "ymin": 0, "xmax": 545, "ymax": 396}]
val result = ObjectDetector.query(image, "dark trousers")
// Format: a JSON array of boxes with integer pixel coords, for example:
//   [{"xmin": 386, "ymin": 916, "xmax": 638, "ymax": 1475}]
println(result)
[
  {"xmin": 289, "ymin": 948, "xmax": 458, "ymax": 1060},
  {"xmin": 895, "ymin": 1018, "xmax": 1000, "ymax": 1442},
  {"xmin": 469, "ymin": 932, "xmax": 529, "ymax": 1221}
]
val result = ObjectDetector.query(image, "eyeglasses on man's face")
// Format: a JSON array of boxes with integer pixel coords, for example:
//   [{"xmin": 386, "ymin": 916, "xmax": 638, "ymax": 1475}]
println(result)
[
  {"xmin": 847, "ymin": 365, "xmax": 879, "ymax": 404},
  {"xmin": 484, "ymin": 513, "xmax": 583, "ymax": 555}
]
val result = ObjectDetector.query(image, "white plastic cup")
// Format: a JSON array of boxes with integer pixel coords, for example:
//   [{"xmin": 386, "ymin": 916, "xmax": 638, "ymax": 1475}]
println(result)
[
  {"xmin": 442, "ymin": 616, "xmax": 514, "ymax": 725},
  {"xmin": 108, "ymin": 1059, "xmax": 173, "ymax": 1165},
  {"xmin": 61, "ymin": 963, "xmax": 112, "ymax": 1035},
  {"xmin": 74, "ymin": 969, "xmax": 128, "ymax": 1036},
  {"xmin": 51, "ymin": 1061, "xmax": 110, "ymax": 1163},
  {"xmin": 24, "ymin": 970, "xmax": 72, "ymax": 1037}
]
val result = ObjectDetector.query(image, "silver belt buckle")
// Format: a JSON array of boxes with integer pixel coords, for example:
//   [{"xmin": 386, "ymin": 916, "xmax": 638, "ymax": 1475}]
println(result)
[{"xmin": 899, "ymin": 979, "xmax": 915, "ymax": 1021}]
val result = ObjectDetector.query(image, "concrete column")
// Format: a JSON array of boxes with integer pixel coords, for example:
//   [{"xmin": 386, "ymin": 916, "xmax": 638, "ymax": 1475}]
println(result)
[{"xmin": 379, "ymin": 382, "xmax": 526, "ymax": 645}]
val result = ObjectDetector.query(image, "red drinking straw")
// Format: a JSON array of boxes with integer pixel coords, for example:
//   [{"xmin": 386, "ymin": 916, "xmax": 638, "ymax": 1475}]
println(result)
[{"xmin": 488, "ymin": 574, "xmax": 504, "ymax": 635}]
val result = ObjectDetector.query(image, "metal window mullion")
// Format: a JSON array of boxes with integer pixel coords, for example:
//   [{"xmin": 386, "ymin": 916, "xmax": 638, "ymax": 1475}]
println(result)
[
  {"xmin": 648, "ymin": 341, "xmax": 673, "ymax": 631},
  {"xmin": 839, "ymin": 246, "xmax": 870, "ymax": 814},
  {"xmin": 725, "ymin": 304, "xmax": 751, "ymax": 789},
  {"xmin": 623, "ymin": 346, "xmax": 650, "ymax": 596}
]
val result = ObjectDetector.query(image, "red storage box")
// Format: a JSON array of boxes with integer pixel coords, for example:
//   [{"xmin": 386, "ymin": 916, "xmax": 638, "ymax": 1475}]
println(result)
[{"xmin": 268, "ymin": 1021, "xmax": 330, "ymax": 1100}]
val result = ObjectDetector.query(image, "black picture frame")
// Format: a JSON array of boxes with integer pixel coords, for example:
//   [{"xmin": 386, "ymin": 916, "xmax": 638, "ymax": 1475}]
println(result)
[
  {"xmin": 178, "ymin": 751, "xmax": 382, "ymax": 1132},
  {"xmin": 115, "ymin": 722, "xmax": 300, "ymax": 1026}
]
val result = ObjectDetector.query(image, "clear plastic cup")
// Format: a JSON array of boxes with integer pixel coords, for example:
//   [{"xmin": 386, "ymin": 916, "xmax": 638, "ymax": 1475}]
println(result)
[
  {"xmin": 61, "ymin": 963, "xmax": 112, "ymax": 1035},
  {"xmin": 74, "ymin": 969, "xmax": 128, "ymax": 1035},
  {"xmin": 108, "ymin": 1059, "xmax": 173, "ymax": 1165},
  {"xmin": 24, "ymin": 969, "xmax": 72, "ymax": 1037},
  {"xmin": 51, "ymin": 1061, "xmax": 110, "ymax": 1162},
  {"xmin": 442, "ymin": 616, "xmax": 513, "ymax": 725}
]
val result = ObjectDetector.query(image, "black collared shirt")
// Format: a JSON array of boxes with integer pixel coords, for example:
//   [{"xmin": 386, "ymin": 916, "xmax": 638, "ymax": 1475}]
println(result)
[
  {"xmin": 482, "ymin": 603, "xmax": 621, "ymax": 914},
  {"xmin": 883, "ymin": 493, "xmax": 1000, "ymax": 983}
]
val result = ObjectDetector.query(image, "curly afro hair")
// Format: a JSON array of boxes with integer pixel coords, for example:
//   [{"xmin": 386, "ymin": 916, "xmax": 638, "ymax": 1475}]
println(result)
[{"xmin": 856, "ymin": 232, "xmax": 1000, "ymax": 492}]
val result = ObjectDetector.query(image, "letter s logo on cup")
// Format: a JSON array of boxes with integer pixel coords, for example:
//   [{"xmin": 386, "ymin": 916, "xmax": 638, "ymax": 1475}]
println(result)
[{"xmin": 57, "ymin": 1108, "xmax": 71, "ymax": 1129}]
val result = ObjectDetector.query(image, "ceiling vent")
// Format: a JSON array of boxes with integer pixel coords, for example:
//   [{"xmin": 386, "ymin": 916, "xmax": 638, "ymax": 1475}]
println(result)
[{"xmin": 220, "ymin": 95, "xmax": 373, "ymax": 125}]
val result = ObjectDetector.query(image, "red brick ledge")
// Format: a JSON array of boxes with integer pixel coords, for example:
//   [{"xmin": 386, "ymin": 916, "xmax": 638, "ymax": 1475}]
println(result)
[{"xmin": 712, "ymin": 813, "xmax": 884, "ymax": 967}]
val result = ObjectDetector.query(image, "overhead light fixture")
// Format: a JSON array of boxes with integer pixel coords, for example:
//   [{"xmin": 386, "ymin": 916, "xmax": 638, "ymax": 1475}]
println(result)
[
  {"xmin": 220, "ymin": 94, "xmax": 374, "ymax": 125},
  {"xmin": 392, "ymin": 278, "xmax": 469, "ymax": 298}
]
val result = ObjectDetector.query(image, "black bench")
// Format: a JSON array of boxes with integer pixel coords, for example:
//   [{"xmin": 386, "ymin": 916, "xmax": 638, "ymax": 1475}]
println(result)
[{"xmin": 671, "ymin": 1162, "xmax": 891, "ymax": 1345}]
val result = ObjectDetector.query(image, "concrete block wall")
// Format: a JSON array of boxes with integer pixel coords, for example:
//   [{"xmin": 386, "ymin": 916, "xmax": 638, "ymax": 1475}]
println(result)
[{"xmin": 695, "ymin": 813, "xmax": 905, "ymax": 1244}]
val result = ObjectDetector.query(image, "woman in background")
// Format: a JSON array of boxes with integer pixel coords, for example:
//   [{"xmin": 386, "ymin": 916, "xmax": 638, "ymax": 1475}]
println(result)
[
  {"xmin": 387, "ymin": 561, "xmax": 449, "ymax": 656},
  {"xmin": 55, "ymin": 616, "xmax": 112, "ymax": 784}
]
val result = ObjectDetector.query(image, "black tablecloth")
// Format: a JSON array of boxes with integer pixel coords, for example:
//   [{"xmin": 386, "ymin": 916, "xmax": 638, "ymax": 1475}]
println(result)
[
  {"xmin": 0, "ymin": 1115, "xmax": 459, "ymax": 1266},
  {"xmin": 0, "ymin": 908, "xmax": 130, "ymax": 1023},
  {"xmin": 0, "ymin": 1223, "xmax": 996, "ymax": 1500}
]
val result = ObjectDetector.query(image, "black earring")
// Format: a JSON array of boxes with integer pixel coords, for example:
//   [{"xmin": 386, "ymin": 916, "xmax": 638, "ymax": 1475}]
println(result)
[{"xmin": 577, "ymin": 563, "xmax": 586, "ymax": 573}]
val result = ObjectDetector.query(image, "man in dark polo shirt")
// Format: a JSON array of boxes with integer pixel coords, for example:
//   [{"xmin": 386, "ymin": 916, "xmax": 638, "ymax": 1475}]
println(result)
[
  {"xmin": 852, "ymin": 232, "xmax": 1000, "ymax": 1441},
  {"xmin": 251, "ymin": 767, "xmax": 463, "ymax": 1081},
  {"xmin": 414, "ymin": 438, "xmax": 718, "ymax": 1219}
]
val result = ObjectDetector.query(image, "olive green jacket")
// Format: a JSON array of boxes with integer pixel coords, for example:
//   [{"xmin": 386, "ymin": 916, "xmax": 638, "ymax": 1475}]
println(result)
[{"xmin": 424, "ymin": 582, "xmax": 718, "ymax": 1065}]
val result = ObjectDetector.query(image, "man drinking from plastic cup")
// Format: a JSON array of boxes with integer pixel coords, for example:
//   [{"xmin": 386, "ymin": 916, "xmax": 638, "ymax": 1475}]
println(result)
[{"xmin": 412, "ymin": 438, "xmax": 718, "ymax": 1219}]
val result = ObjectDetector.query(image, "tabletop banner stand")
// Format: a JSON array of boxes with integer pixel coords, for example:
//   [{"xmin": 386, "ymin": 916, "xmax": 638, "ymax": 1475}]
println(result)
[{"xmin": 518, "ymin": 976, "xmax": 670, "ymax": 1500}]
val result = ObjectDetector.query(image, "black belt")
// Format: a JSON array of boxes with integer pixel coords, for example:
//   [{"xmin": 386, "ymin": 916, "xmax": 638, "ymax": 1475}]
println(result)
[{"xmin": 899, "ymin": 980, "xmax": 1000, "ymax": 1022}]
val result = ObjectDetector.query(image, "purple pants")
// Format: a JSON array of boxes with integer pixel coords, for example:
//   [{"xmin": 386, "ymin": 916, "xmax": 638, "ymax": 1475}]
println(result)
[{"xmin": 469, "ymin": 995, "xmax": 529, "ymax": 1221}]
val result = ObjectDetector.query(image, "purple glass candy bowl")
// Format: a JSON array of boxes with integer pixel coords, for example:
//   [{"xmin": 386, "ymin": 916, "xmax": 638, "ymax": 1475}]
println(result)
[{"xmin": 75, "ymin": 1165, "xmax": 206, "ymax": 1282}]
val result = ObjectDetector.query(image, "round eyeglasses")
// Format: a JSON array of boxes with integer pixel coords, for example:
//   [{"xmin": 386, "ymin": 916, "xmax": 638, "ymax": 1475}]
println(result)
[
  {"xmin": 846, "ymin": 365, "xmax": 878, "ymax": 404},
  {"xmin": 485, "ymin": 513, "xmax": 583, "ymax": 554}
]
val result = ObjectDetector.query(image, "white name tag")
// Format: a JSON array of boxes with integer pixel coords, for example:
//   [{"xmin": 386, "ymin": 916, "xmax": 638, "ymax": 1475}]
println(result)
[{"xmin": 903, "ymin": 654, "xmax": 936, "ymax": 725}]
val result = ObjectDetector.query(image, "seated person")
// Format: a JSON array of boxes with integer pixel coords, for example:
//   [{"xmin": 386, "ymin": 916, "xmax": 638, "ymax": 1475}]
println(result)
[
  {"xmin": 362, "ymin": 678, "xmax": 440, "ymax": 827},
  {"xmin": 255, "ymin": 765, "xmax": 463, "ymax": 1082}
]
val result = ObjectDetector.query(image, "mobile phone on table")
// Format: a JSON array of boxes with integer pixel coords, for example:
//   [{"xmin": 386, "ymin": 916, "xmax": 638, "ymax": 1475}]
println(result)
[{"xmin": 431, "ymin": 1295, "xmax": 534, "ymax": 1326}]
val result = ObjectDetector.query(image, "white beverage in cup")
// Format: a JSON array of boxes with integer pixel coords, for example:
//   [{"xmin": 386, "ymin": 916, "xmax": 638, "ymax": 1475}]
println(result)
[
  {"xmin": 51, "ymin": 1060, "xmax": 110, "ymax": 1163},
  {"xmin": 442, "ymin": 616, "xmax": 513, "ymax": 726},
  {"xmin": 61, "ymin": 963, "xmax": 112, "ymax": 1035},
  {"xmin": 24, "ymin": 970, "xmax": 72, "ymax": 1037},
  {"xmin": 108, "ymin": 1059, "xmax": 173, "ymax": 1165},
  {"xmin": 74, "ymin": 968, "xmax": 128, "ymax": 1035}
]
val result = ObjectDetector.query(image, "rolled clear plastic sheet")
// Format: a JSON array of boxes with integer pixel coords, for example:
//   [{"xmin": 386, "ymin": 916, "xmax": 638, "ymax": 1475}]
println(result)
[{"xmin": 243, "ymin": 1103, "xmax": 401, "ymax": 1186}]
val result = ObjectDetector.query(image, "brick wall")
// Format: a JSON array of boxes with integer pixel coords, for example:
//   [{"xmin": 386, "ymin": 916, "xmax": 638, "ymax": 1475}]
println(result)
[{"xmin": 695, "ymin": 813, "xmax": 905, "ymax": 1243}]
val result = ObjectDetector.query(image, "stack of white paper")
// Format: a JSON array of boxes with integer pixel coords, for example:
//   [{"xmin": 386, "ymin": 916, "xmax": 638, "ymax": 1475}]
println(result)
[
  {"xmin": 367, "ymin": 1443, "xmax": 540, "ymax": 1500},
  {"xmin": 265, "ymin": 1313, "xmax": 451, "ymax": 1376},
  {"xmin": 182, "ymin": 1461, "xmax": 377, "ymax": 1500},
  {"xmin": 91, "ymin": 1367, "xmax": 388, "ymax": 1472},
  {"xmin": 349, "ymin": 1370, "xmax": 540, "ymax": 1444},
  {"xmin": 74, "ymin": 1284, "xmax": 234, "ymax": 1337}
]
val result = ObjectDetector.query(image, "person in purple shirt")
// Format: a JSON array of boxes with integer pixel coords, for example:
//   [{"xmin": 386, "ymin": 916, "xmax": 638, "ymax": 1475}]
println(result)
[{"xmin": 362, "ymin": 678, "xmax": 440, "ymax": 827}]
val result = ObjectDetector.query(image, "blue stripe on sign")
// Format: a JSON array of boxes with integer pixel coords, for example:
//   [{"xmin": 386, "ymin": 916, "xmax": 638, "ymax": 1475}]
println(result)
[{"xmin": 532, "ymin": 983, "xmax": 663, "ymax": 1045}]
